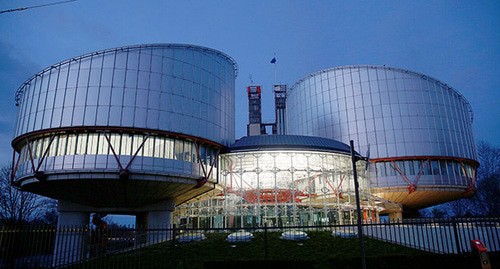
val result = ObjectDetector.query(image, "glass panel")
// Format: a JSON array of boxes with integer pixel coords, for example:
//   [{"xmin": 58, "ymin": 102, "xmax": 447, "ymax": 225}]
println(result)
[
  {"xmin": 431, "ymin": 160, "xmax": 440, "ymax": 175},
  {"xmin": 143, "ymin": 136, "xmax": 154, "ymax": 157},
  {"xmin": 127, "ymin": 52, "xmax": 139, "ymax": 70},
  {"xmin": 110, "ymin": 134, "xmax": 121, "ymax": 155},
  {"xmin": 395, "ymin": 161, "xmax": 405, "ymax": 175},
  {"xmin": 87, "ymin": 133, "xmax": 98, "ymax": 154},
  {"xmin": 35, "ymin": 139, "xmax": 44, "ymax": 159},
  {"xmin": 454, "ymin": 162, "xmax": 462, "ymax": 177},
  {"xmin": 67, "ymin": 134, "xmax": 77, "ymax": 155},
  {"xmin": 199, "ymin": 144, "xmax": 207, "ymax": 164},
  {"xmin": 413, "ymin": 160, "xmax": 422, "ymax": 175},
  {"xmin": 154, "ymin": 136, "xmax": 164, "ymax": 158},
  {"xmin": 57, "ymin": 135, "xmax": 67, "ymax": 156},
  {"xmin": 132, "ymin": 134, "xmax": 143, "ymax": 156},
  {"xmin": 174, "ymin": 139, "xmax": 183, "ymax": 160},
  {"xmin": 165, "ymin": 138, "xmax": 174, "ymax": 159},
  {"xmin": 423, "ymin": 160, "xmax": 432, "ymax": 175},
  {"xmin": 125, "ymin": 70, "xmax": 138, "ymax": 88},
  {"xmin": 76, "ymin": 133, "xmax": 88, "ymax": 155},
  {"xmin": 97, "ymin": 133, "xmax": 109, "ymax": 155},
  {"xmin": 440, "ymin": 160, "xmax": 448, "ymax": 176},
  {"xmin": 447, "ymin": 161, "xmax": 455, "ymax": 176},
  {"xmin": 405, "ymin": 160, "xmax": 415, "ymax": 175},
  {"xmin": 386, "ymin": 162, "xmax": 396, "ymax": 176},
  {"xmin": 184, "ymin": 141, "xmax": 192, "ymax": 162},
  {"xmin": 49, "ymin": 136, "xmax": 58, "ymax": 157},
  {"xmin": 121, "ymin": 135, "xmax": 132, "ymax": 156}
]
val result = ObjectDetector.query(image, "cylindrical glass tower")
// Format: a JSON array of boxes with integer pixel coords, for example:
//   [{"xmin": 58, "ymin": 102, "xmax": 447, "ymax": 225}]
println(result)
[
  {"xmin": 286, "ymin": 65, "xmax": 478, "ymax": 209},
  {"xmin": 11, "ymin": 44, "xmax": 238, "ymax": 208}
]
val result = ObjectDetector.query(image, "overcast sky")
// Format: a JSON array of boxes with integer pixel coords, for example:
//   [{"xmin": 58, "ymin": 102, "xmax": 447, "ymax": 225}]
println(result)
[{"xmin": 1, "ymin": 0, "xmax": 499, "ymax": 168}]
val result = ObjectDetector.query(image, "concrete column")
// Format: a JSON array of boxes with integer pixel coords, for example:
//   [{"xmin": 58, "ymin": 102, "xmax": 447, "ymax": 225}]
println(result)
[
  {"xmin": 147, "ymin": 210, "xmax": 173, "ymax": 244},
  {"xmin": 53, "ymin": 201, "xmax": 89, "ymax": 267},
  {"xmin": 135, "ymin": 199, "xmax": 175, "ymax": 245},
  {"xmin": 389, "ymin": 211, "xmax": 403, "ymax": 222}
]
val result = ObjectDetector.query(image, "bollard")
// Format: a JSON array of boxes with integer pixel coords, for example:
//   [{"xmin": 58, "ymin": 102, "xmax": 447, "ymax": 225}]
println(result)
[{"xmin": 471, "ymin": 239, "xmax": 491, "ymax": 269}]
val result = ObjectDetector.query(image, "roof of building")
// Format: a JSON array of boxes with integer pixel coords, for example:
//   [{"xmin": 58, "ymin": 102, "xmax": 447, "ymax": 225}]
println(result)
[{"xmin": 228, "ymin": 135, "xmax": 355, "ymax": 155}]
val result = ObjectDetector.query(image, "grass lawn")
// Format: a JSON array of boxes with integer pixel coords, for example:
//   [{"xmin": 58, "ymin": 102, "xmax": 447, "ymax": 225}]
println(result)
[{"xmin": 73, "ymin": 231, "xmax": 434, "ymax": 268}]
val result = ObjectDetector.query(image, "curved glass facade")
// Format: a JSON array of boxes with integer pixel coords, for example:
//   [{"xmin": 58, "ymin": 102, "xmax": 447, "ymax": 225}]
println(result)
[
  {"xmin": 14, "ymin": 44, "xmax": 237, "ymax": 146},
  {"xmin": 15, "ymin": 131, "xmax": 220, "ymax": 182},
  {"xmin": 175, "ymin": 149, "xmax": 381, "ymax": 228},
  {"xmin": 371, "ymin": 159, "xmax": 475, "ymax": 188},
  {"xmin": 11, "ymin": 44, "xmax": 238, "ymax": 207},
  {"xmin": 287, "ymin": 65, "xmax": 476, "ymax": 160},
  {"xmin": 286, "ymin": 65, "xmax": 478, "ymax": 208}
]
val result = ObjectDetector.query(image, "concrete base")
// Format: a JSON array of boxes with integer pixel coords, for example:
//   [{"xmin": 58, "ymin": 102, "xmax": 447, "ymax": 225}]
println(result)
[
  {"xmin": 52, "ymin": 207, "xmax": 88, "ymax": 267},
  {"xmin": 136, "ymin": 200, "xmax": 175, "ymax": 244},
  {"xmin": 389, "ymin": 211, "xmax": 403, "ymax": 222},
  {"xmin": 52, "ymin": 199, "xmax": 175, "ymax": 266}
]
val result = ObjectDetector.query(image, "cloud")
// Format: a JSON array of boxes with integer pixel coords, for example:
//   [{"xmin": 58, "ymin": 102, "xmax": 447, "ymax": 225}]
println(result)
[{"xmin": 0, "ymin": 40, "xmax": 42, "ymax": 164}]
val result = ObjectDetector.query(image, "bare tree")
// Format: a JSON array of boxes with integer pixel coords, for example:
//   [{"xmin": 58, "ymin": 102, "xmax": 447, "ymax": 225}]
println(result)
[
  {"xmin": 421, "ymin": 141, "xmax": 500, "ymax": 217},
  {"xmin": 471, "ymin": 141, "xmax": 500, "ymax": 216},
  {"xmin": 476, "ymin": 141, "xmax": 500, "ymax": 179},
  {"xmin": 0, "ymin": 166, "xmax": 55, "ymax": 225},
  {"xmin": 444, "ymin": 198, "xmax": 473, "ymax": 217},
  {"xmin": 472, "ymin": 173, "xmax": 500, "ymax": 217}
]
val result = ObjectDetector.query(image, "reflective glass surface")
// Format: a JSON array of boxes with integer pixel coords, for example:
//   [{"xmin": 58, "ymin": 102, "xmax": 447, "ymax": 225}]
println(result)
[
  {"xmin": 14, "ymin": 45, "xmax": 237, "ymax": 146},
  {"xmin": 16, "ymin": 132, "xmax": 219, "ymax": 182},
  {"xmin": 175, "ymin": 150, "xmax": 377, "ymax": 228},
  {"xmin": 286, "ymin": 66, "xmax": 477, "ymax": 193},
  {"xmin": 287, "ymin": 66, "xmax": 476, "ymax": 160}
]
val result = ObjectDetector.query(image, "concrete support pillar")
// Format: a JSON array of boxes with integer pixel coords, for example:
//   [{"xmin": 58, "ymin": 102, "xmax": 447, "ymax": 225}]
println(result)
[
  {"xmin": 147, "ymin": 210, "xmax": 173, "ymax": 244},
  {"xmin": 135, "ymin": 199, "xmax": 175, "ymax": 245},
  {"xmin": 389, "ymin": 211, "xmax": 403, "ymax": 222},
  {"xmin": 53, "ymin": 201, "xmax": 89, "ymax": 267}
]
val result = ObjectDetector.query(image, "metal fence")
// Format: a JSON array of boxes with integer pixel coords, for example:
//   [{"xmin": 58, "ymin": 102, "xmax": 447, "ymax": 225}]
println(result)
[{"xmin": 0, "ymin": 218, "xmax": 498, "ymax": 268}]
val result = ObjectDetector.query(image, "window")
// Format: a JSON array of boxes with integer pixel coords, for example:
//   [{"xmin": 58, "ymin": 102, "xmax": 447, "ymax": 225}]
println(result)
[
  {"xmin": 174, "ymin": 139, "xmax": 183, "ymax": 160},
  {"xmin": 131, "ymin": 135, "xmax": 144, "ymax": 156},
  {"xmin": 164, "ymin": 138, "xmax": 173, "ymax": 159},
  {"xmin": 143, "ymin": 136, "xmax": 154, "ymax": 157},
  {"xmin": 405, "ymin": 161, "xmax": 415, "ymax": 175},
  {"xmin": 18, "ymin": 132, "xmax": 219, "ymax": 170},
  {"xmin": 153, "ymin": 136, "xmax": 164, "ymax": 158},
  {"xmin": 97, "ymin": 134, "xmax": 109, "ymax": 155},
  {"xmin": 87, "ymin": 134, "xmax": 98, "ymax": 154},
  {"xmin": 439, "ymin": 160, "xmax": 448, "ymax": 176},
  {"xmin": 121, "ymin": 135, "xmax": 132, "ymax": 156},
  {"xmin": 57, "ymin": 135, "xmax": 67, "ymax": 156},
  {"xmin": 430, "ymin": 161, "xmax": 440, "ymax": 175},
  {"xmin": 67, "ymin": 134, "xmax": 76, "ymax": 155},
  {"xmin": 76, "ymin": 134, "xmax": 88, "ymax": 155}
]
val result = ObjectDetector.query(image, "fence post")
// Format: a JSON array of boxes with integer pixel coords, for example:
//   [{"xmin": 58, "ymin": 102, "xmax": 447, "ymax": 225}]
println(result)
[
  {"xmin": 172, "ymin": 224, "xmax": 176, "ymax": 242},
  {"xmin": 264, "ymin": 223, "xmax": 268, "ymax": 261},
  {"xmin": 452, "ymin": 218, "xmax": 462, "ymax": 255}
]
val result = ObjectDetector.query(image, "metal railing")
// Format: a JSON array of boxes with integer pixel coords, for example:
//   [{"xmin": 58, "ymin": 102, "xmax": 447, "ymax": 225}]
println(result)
[{"xmin": 0, "ymin": 218, "xmax": 498, "ymax": 268}]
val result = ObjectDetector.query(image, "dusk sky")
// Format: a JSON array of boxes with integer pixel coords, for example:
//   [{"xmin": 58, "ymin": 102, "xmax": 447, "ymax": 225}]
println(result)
[{"xmin": 1, "ymin": 0, "xmax": 499, "ymax": 167}]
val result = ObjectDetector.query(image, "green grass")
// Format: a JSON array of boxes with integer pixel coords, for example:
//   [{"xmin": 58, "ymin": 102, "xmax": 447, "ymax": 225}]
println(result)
[{"xmin": 73, "ymin": 231, "xmax": 429, "ymax": 269}]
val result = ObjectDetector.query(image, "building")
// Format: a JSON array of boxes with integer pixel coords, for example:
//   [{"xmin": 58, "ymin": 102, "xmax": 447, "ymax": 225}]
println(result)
[
  {"xmin": 11, "ymin": 44, "xmax": 237, "ymax": 264},
  {"xmin": 10, "ymin": 46, "xmax": 478, "ymax": 259},
  {"xmin": 286, "ymin": 65, "xmax": 478, "ymax": 215},
  {"xmin": 175, "ymin": 135, "xmax": 399, "ymax": 228}
]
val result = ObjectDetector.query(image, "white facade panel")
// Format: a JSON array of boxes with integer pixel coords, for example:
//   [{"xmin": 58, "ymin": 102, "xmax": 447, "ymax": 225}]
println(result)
[
  {"xmin": 287, "ymin": 66, "xmax": 476, "ymax": 161},
  {"xmin": 14, "ymin": 44, "xmax": 237, "ymax": 146},
  {"xmin": 286, "ymin": 66, "xmax": 478, "ymax": 208}
]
